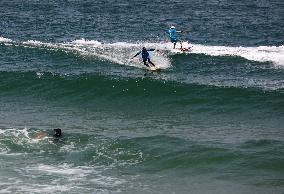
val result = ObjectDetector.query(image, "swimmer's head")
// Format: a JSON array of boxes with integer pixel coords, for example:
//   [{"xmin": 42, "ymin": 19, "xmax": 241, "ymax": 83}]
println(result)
[{"xmin": 53, "ymin": 128, "xmax": 62, "ymax": 137}]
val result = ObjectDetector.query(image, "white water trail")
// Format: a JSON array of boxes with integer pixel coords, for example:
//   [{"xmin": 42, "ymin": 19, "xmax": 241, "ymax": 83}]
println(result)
[
  {"xmin": 189, "ymin": 43, "xmax": 284, "ymax": 66},
  {"xmin": 2, "ymin": 36, "xmax": 284, "ymax": 67},
  {"xmin": 22, "ymin": 38, "xmax": 172, "ymax": 70}
]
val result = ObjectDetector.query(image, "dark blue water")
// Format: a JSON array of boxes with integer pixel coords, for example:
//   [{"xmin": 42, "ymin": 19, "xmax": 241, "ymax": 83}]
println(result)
[{"xmin": 0, "ymin": 0, "xmax": 284, "ymax": 193}]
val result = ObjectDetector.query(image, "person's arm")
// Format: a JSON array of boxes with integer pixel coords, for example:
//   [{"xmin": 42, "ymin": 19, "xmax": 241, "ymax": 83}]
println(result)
[
  {"xmin": 166, "ymin": 29, "xmax": 170, "ymax": 35},
  {"xmin": 131, "ymin": 51, "xmax": 141, "ymax": 59},
  {"xmin": 147, "ymin": 48, "xmax": 160, "ymax": 52}
]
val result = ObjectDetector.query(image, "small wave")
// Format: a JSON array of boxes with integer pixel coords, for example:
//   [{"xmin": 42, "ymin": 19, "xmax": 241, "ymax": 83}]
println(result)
[
  {"xmin": 1, "ymin": 37, "xmax": 284, "ymax": 92},
  {"xmin": 21, "ymin": 38, "xmax": 172, "ymax": 70},
  {"xmin": 3, "ymin": 36, "xmax": 284, "ymax": 67}
]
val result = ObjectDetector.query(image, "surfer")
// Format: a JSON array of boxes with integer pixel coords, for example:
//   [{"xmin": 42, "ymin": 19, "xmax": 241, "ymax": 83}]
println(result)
[
  {"xmin": 165, "ymin": 26, "xmax": 183, "ymax": 49},
  {"xmin": 131, "ymin": 47, "xmax": 156, "ymax": 67}
]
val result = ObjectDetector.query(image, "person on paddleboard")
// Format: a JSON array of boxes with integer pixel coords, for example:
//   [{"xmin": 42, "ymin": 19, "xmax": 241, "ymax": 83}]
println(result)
[
  {"xmin": 131, "ymin": 47, "xmax": 157, "ymax": 67},
  {"xmin": 166, "ymin": 25, "xmax": 183, "ymax": 49}
]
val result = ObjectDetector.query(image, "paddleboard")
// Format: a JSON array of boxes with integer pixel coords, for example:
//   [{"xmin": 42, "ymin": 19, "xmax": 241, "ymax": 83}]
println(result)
[
  {"xmin": 175, "ymin": 47, "xmax": 191, "ymax": 52},
  {"xmin": 170, "ymin": 41, "xmax": 192, "ymax": 53},
  {"xmin": 182, "ymin": 47, "xmax": 191, "ymax": 52}
]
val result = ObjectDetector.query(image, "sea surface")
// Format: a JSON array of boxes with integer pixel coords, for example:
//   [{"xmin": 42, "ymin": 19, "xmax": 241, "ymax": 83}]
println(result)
[{"xmin": 0, "ymin": 0, "xmax": 284, "ymax": 193}]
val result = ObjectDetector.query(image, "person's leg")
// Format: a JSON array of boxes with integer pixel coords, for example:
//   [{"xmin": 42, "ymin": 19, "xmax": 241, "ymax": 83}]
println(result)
[
  {"xmin": 148, "ymin": 58, "xmax": 155, "ymax": 66},
  {"xmin": 179, "ymin": 39, "xmax": 183, "ymax": 49},
  {"xmin": 171, "ymin": 38, "xmax": 177, "ymax": 49},
  {"xmin": 143, "ymin": 60, "xmax": 149, "ymax": 67}
]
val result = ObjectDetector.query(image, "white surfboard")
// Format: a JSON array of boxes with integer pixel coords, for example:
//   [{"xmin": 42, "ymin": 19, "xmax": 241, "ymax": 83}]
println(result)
[{"xmin": 148, "ymin": 66, "xmax": 161, "ymax": 71}]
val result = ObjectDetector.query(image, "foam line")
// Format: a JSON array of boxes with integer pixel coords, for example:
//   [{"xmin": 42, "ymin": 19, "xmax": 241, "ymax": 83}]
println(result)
[
  {"xmin": 0, "ymin": 36, "xmax": 13, "ymax": 43},
  {"xmin": 188, "ymin": 44, "xmax": 284, "ymax": 66},
  {"xmin": 2, "ymin": 36, "xmax": 284, "ymax": 66}
]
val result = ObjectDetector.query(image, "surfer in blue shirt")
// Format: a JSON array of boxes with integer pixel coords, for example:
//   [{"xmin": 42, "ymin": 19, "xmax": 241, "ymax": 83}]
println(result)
[
  {"xmin": 166, "ymin": 26, "xmax": 183, "ymax": 49},
  {"xmin": 131, "ymin": 47, "xmax": 156, "ymax": 67}
]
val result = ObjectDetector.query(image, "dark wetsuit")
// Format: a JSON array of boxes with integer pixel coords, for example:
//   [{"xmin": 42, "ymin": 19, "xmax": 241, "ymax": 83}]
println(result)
[{"xmin": 134, "ymin": 49, "xmax": 155, "ymax": 67}]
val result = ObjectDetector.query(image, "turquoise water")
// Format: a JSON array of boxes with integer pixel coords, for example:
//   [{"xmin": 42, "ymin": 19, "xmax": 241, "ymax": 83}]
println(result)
[{"xmin": 0, "ymin": 0, "xmax": 284, "ymax": 193}]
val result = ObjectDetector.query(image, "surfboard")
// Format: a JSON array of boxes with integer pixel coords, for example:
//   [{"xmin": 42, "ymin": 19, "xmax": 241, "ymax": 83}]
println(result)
[{"xmin": 148, "ymin": 66, "xmax": 161, "ymax": 71}]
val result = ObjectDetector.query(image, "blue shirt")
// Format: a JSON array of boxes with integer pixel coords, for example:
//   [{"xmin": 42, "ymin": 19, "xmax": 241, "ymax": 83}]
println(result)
[{"xmin": 167, "ymin": 28, "xmax": 176, "ymax": 39}]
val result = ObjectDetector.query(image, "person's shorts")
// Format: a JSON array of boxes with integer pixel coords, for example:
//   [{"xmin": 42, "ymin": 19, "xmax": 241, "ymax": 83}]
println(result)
[
  {"xmin": 143, "ymin": 58, "xmax": 151, "ymax": 62},
  {"xmin": 170, "ymin": 37, "xmax": 177, "ymax": 43}
]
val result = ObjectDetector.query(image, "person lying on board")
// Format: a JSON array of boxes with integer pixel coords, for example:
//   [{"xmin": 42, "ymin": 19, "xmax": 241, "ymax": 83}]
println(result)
[
  {"xmin": 131, "ymin": 47, "xmax": 157, "ymax": 67},
  {"xmin": 35, "ymin": 128, "xmax": 63, "ymax": 140}
]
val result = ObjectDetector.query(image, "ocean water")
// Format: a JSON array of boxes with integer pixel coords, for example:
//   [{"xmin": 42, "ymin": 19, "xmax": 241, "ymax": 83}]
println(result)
[{"xmin": 0, "ymin": 0, "xmax": 284, "ymax": 193}]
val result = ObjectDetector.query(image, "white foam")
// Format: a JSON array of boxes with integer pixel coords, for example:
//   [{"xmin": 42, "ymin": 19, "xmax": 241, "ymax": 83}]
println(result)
[
  {"xmin": 0, "ymin": 127, "xmax": 49, "ymax": 146},
  {"xmin": 189, "ymin": 44, "xmax": 284, "ymax": 66},
  {"xmin": 18, "ymin": 184, "xmax": 70, "ymax": 194},
  {"xmin": 23, "ymin": 40, "xmax": 56, "ymax": 49},
  {"xmin": 71, "ymin": 38, "xmax": 102, "ymax": 46},
  {"xmin": 0, "ymin": 128, "xmax": 29, "ymax": 154},
  {"xmin": 0, "ymin": 36, "xmax": 13, "ymax": 43},
  {"xmin": 21, "ymin": 163, "xmax": 126, "ymax": 192},
  {"xmin": 0, "ymin": 182, "xmax": 70, "ymax": 194},
  {"xmin": 36, "ymin": 72, "xmax": 44, "ymax": 79},
  {"xmin": 28, "ymin": 163, "xmax": 93, "ymax": 176}
]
